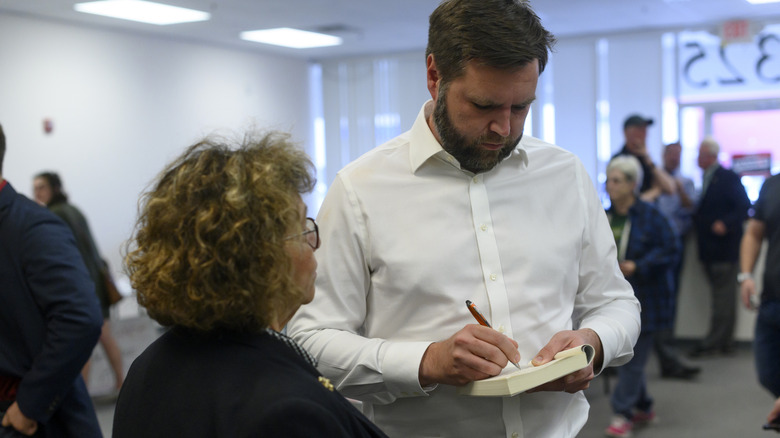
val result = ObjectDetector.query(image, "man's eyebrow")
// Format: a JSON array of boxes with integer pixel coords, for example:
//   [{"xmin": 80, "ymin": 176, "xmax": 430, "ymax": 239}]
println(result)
[
  {"xmin": 470, "ymin": 96, "xmax": 537, "ymax": 108},
  {"xmin": 515, "ymin": 96, "xmax": 536, "ymax": 107}
]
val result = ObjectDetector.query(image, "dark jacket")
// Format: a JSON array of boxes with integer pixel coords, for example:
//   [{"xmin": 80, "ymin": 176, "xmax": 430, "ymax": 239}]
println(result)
[
  {"xmin": 113, "ymin": 327, "xmax": 388, "ymax": 438},
  {"xmin": 694, "ymin": 166, "xmax": 750, "ymax": 263},
  {"xmin": 607, "ymin": 200, "xmax": 679, "ymax": 331},
  {"xmin": 48, "ymin": 201, "xmax": 109, "ymax": 316},
  {"xmin": 0, "ymin": 182, "xmax": 103, "ymax": 437}
]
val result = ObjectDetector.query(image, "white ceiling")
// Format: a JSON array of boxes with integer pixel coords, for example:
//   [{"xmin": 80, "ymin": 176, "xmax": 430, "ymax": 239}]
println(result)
[{"xmin": 2, "ymin": 0, "xmax": 780, "ymax": 60}]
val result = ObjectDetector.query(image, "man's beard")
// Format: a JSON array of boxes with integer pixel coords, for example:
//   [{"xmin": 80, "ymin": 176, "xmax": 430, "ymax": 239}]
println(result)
[{"xmin": 433, "ymin": 90, "xmax": 521, "ymax": 174}]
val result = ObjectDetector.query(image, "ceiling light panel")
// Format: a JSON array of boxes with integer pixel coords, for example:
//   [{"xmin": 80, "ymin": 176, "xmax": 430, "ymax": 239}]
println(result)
[
  {"xmin": 74, "ymin": 0, "xmax": 211, "ymax": 25},
  {"xmin": 240, "ymin": 28, "xmax": 342, "ymax": 49}
]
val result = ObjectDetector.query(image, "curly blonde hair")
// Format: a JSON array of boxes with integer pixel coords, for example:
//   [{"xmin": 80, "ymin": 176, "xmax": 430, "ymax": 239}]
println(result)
[{"xmin": 125, "ymin": 132, "xmax": 315, "ymax": 332}]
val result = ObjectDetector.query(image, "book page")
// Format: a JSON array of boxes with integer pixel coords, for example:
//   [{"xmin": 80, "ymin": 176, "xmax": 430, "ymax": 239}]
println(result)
[
  {"xmin": 496, "ymin": 344, "xmax": 591, "ymax": 377},
  {"xmin": 457, "ymin": 344, "xmax": 595, "ymax": 397}
]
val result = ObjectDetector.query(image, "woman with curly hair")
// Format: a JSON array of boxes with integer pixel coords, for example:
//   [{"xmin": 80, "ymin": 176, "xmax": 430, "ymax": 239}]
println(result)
[{"xmin": 112, "ymin": 132, "xmax": 387, "ymax": 438}]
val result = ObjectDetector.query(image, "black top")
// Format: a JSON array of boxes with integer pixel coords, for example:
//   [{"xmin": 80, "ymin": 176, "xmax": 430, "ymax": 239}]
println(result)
[
  {"xmin": 113, "ymin": 327, "xmax": 388, "ymax": 438},
  {"xmin": 753, "ymin": 174, "xmax": 780, "ymax": 302}
]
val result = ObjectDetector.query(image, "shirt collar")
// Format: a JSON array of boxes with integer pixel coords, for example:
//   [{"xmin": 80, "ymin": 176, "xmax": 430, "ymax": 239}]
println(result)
[
  {"xmin": 703, "ymin": 162, "xmax": 720, "ymax": 176},
  {"xmin": 607, "ymin": 198, "xmax": 639, "ymax": 215},
  {"xmin": 264, "ymin": 327, "xmax": 318, "ymax": 368},
  {"xmin": 408, "ymin": 100, "xmax": 529, "ymax": 174}
]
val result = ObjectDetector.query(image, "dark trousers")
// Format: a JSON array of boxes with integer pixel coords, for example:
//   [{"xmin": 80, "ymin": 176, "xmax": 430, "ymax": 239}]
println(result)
[
  {"xmin": 654, "ymin": 328, "xmax": 682, "ymax": 371},
  {"xmin": 755, "ymin": 300, "xmax": 780, "ymax": 397},
  {"xmin": 701, "ymin": 261, "xmax": 739, "ymax": 350},
  {"xmin": 611, "ymin": 332, "xmax": 655, "ymax": 419},
  {"xmin": 654, "ymin": 239, "xmax": 685, "ymax": 370}
]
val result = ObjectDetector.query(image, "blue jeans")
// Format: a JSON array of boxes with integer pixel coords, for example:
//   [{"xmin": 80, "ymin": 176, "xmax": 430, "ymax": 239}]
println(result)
[
  {"xmin": 611, "ymin": 332, "xmax": 655, "ymax": 419},
  {"xmin": 755, "ymin": 299, "xmax": 780, "ymax": 397}
]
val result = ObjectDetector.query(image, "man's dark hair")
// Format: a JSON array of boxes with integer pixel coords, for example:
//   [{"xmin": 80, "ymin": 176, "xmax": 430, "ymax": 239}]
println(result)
[
  {"xmin": 0, "ymin": 123, "xmax": 5, "ymax": 174},
  {"xmin": 35, "ymin": 171, "xmax": 68, "ymax": 205},
  {"xmin": 426, "ymin": 0, "xmax": 556, "ymax": 84}
]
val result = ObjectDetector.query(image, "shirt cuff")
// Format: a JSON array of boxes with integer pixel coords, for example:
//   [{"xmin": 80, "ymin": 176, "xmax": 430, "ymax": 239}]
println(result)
[
  {"xmin": 381, "ymin": 341, "xmax": 435, "ymax": 398},
  {"xmin": 580, "ymin": 319, "xmax": 635, "ymax": 374}
]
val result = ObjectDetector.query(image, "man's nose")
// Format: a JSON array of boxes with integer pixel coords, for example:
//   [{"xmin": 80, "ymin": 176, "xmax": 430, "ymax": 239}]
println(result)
[{"xmin": 489, "ymin": 108, "xmax": 511, "ymax": 137}]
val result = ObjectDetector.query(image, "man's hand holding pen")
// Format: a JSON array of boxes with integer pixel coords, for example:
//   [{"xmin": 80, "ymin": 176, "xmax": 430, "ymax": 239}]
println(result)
[
  {"xmin": 418, "ymin": 300, "xmax": 604, "ymax": 393},
  {"xmin": 418, "ymin": 324, "xmax": 521, "ymax": 387}
]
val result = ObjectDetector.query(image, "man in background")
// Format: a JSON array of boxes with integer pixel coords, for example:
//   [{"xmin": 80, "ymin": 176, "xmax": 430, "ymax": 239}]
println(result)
[
  {"xmin": 289, "ymin": 1, "xmax": 640, "ymax": 436},
  {"xmin": 0, "ymin": 123, "xmax": 103, "ymax": 437},
  {"xmin": 738, "ymin": 172, "xmax": 780, "ymax": 398},
  {"xmin": 653, "ymin": 142, "xmax": 700, "ymax": 379},
  {"xmin": 613, "ymin": 114, "xmax": 676, "ymax": 202},
  {"xmin": 691, "ymin": 136, "xmax": 750, "ymax": 357}
]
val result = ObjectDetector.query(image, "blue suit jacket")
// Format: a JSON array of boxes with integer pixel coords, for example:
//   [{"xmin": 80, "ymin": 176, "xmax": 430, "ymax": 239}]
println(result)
[
  {"xmin": 0, "ymin": 181, "xmax": 103, "ymax": 437},
  {"xmin": 694, "ymin": 166, "xmax": 750, "ymax": 263}
]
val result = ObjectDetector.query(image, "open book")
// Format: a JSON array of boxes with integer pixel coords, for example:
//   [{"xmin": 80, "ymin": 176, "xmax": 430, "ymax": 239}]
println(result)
[{"xmin": 457, "ymin": 344, "xmax": 595, "ymax": 397}]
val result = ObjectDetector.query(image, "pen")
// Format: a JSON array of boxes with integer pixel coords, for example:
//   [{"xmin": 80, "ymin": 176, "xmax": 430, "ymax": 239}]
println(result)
[{"xmin": 465, "ymin": 300, "xmax": 522, "ymax": 370}]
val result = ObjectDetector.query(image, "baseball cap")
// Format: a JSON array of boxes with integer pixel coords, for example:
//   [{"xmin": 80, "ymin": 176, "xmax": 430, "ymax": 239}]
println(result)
[{"xmin": 623, "ymin": 114, "xmax": 654, "ymax": 129}]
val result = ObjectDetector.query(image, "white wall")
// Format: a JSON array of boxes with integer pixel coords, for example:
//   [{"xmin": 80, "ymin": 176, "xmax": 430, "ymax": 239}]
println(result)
[
  {"xmin": 0, "ymin": 13, "xmax": 311, "ymax": 280},
  {"xmin": 549, "ymin": 38, "xmax": 598, "ymax": 182},
  {"xmin": 604, "ymin": 33, "xmax": 665, "ymax": 162},
  {"xmin": 319, "ymin": 52, "xmax": 429, "ymax": 186}
]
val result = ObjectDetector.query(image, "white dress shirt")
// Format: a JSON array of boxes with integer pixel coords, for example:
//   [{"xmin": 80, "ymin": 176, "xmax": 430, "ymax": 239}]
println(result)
[{"xmin": 288, "ymin": 101, "xmax": 640, "ymax": 438}]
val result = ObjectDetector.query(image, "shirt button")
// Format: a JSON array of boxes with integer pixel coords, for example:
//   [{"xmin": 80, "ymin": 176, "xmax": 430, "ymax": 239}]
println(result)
[
  {"xmin": 473, "ymin": 176, "xmax": 479, "ymax": 183},
  {"xmin": 490, "ymin": 274, "xmax": 497, "ymax": 281},
  {"xmin": 498, "ymin": 325, "xmax": 506, "ymax": 333},
  {"xmin": 512, "ymin": 433, "xmax": 519, "ymax": 438},
  {"xmin": 480, "ymin": 224, "xmax": 487, "ymax": 231}
]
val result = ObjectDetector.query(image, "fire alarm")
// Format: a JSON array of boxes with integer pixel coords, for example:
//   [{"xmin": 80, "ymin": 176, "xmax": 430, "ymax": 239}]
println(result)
[{"xmin": 43, "ymin": 118, "xmax": 53, "ymax": 134}]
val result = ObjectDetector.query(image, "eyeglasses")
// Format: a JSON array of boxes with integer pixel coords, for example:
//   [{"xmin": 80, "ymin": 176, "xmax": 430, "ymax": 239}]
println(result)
[{"xmin": 285, "ymin": 217, "xmax": 320, "ymax": 250}]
